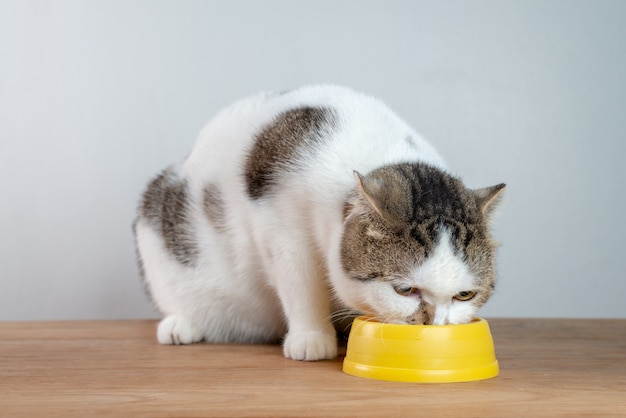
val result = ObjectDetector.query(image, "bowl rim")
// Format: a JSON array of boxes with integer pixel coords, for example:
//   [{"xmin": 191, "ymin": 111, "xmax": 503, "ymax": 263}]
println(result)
[
  {"xmin": 353, "ymin": 315, "xmax": 486, "ymax": 328},
  {"xmin": 349, "ymin": 316, "xmax": 491, "ymax": 340}
]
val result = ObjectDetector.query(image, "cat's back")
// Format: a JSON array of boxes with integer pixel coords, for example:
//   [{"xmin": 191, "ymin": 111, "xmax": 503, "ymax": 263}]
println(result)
[
  {"xmin": 181, "ymin": 86, "xmax": 369, "ymax": 174},
  {"xmin": 180, "ymin": 85, "xmax": 445, "ymax": 188}
]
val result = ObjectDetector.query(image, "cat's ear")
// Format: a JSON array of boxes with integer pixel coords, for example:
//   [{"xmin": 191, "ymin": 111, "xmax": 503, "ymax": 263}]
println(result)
[
  {"xmin": 353, "ymin": 170, "xmax": 386, "ymax": 219},
  {"xmin": 474, "ymin": 183, "xmax": 506, "ymax": 218}
]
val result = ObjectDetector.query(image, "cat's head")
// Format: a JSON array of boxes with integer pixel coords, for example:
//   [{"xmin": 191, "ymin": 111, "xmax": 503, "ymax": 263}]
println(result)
[{"xmin": 336, "ymin": 163, "xmax": 505, "ymax": 325}]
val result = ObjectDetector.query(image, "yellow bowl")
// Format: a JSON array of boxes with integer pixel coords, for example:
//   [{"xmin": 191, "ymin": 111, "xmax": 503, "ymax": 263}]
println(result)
[{"xmin": 343, "ymin": 316, "xmax": 499, "ymax": 383}]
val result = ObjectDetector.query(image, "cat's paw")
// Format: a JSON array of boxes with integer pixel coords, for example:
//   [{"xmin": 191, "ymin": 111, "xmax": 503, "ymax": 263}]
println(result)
[
  {"xmin": 157, "ymin": 315, "xmax": 201, "ymax": 345},
  {"xmin": 283, "ymin": 331, "xmax": 338, "ymax": 361}
]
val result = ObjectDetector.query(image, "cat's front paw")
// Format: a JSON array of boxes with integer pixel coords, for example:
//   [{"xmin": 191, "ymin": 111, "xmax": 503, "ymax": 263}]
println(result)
[
  {"xmin": 157, "ymin": 315, "xmax": 201, "ymax": 345},
  {"xmin": 283, "ymin": 331, "xmax": 338, "ymax": 361}
]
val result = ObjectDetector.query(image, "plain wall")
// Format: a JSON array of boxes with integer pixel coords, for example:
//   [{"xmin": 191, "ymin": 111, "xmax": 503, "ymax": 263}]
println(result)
[{"xmin": 1, "ymin": 0, "xmax": 625, "ymax": 320}]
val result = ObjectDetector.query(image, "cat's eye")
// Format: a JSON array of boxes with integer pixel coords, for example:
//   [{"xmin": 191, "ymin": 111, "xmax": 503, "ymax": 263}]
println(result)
[
  {"xmin": 394, "ymin": 286, "xmax": 420, "ymax": 297},
  {"xmin": 453, "ymin": 291, "xmax": 477, "ymax": 301}
]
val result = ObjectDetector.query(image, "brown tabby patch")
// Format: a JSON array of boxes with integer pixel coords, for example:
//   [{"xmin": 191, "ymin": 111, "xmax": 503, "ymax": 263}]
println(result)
[
  {"xmin": 139, "ymin": 168, "xmax": 198, "ymax": 266},
  {"xmin": 245, "ymin": 107, "xmax": 337, "ymax": 199}
]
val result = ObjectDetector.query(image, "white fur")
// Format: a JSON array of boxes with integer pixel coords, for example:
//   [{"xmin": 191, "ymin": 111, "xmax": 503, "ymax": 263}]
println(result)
[
  {"xmin": 413, "ymin": 229, "xmax": 477, "ymax": 325},
  {"xmin": 137, "ymin": 85, "xmax": 459, "ymax": 360}
]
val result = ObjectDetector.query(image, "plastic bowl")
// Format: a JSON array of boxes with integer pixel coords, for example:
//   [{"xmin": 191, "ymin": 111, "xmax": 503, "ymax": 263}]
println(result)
[{"xmin": 343, "ymin": 316, "xmax": 499, "ymax": 383}]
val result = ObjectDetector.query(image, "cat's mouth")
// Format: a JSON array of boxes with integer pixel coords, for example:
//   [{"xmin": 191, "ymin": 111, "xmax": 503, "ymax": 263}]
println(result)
[
  {"xmin": 363, "ymin": 314, "xmax": 428, "ymax": 326},
  {"xmin": 363, "ymin": 306, "xmax": 438, "ymax": 325}
]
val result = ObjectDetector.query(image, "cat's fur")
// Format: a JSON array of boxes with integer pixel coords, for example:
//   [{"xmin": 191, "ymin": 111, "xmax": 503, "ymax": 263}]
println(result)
[{"xmin": 134, "ymin": 85, "xmax": 505, "ymax": 361}]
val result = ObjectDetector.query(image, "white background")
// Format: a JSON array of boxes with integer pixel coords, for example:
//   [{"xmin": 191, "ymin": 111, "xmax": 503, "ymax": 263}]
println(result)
[{"xmin": 1, "ymin": 0, "xmax": 625, "ymax": 320}]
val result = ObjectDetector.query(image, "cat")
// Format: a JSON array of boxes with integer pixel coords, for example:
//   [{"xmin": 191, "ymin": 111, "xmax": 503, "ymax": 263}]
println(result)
[{"xmin": 133, "ymin": 85, "xmax": 505, "ymax": 361}]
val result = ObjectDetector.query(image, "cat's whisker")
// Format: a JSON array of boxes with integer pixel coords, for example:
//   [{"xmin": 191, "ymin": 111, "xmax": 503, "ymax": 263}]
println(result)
[
  {"xmin": 379, "ymin": 316, "xmax": 396, "ymax": 348},
  {"xmin": 349, "ymin": 314, "xmax": 377, "ymax": 335},
  {"xmin": 328, "ymin": 309, "xmax": 362, "ymax": 335},
  {"xmin": 328, "ymin": 308, "xmax": 353, "ymax": 320},
  {"xmin": 328, "ymin": 309, "xmax": 357, "ymax": 322}
]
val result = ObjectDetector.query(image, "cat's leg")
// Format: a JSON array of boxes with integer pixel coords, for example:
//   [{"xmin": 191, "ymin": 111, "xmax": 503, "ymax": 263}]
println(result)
[
  {"xmin": 135, "ymin": 219, "xmax": 206, "ymax": 345},
  {"xmin": 271, "ymin": 245, "xmax": 337, "ymax": 361},
  {"xmin": 283, "ymin": 327, "xmax": 337, "ymax": 361},
  {"xmin": 157, "ymin": 315, "xmax": 204, "ymax": 345}
]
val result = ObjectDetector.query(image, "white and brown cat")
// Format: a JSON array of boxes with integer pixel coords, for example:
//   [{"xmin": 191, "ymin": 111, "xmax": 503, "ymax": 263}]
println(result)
[{"xmin": 134, "ymin": 85, "xmax": 505, "ymax": 361}]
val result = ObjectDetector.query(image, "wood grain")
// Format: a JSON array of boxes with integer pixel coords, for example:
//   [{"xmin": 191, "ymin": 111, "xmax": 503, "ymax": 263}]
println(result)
[{"xmin": 1, "ymin": 319, "xmax": 625, "ymax": 417}]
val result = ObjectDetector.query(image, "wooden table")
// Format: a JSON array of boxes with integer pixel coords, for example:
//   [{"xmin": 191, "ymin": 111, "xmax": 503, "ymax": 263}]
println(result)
[{"xmin": 1, "ymin": 319, "xmax": 625, "ymax": 417}]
